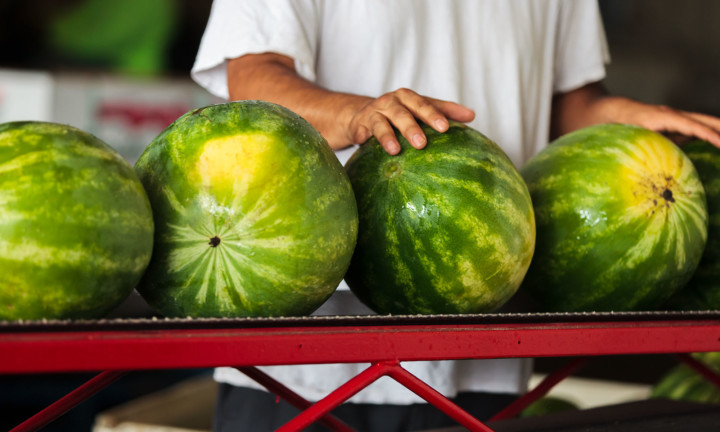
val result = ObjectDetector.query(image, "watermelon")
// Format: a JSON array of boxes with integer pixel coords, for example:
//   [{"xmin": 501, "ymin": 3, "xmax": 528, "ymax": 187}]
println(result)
[
  {"xmin": 668, "ymin": 140, "xmax": 720, "ymax": 310},
  {"xmin": 344, "ymin": 122, "xmax": 535, "ymax": 314},
  {"xmin": 0, "ymin": 121, "xmax": 154, "ymax": 320},
  {"xmin": 519, "ymin": 396, "xmax": 579, "ymax": 418},
  {"xmin": 520, "ymin": 123, "xmax": 708, "ymax": 312},
  {"xmin": 134, "ymin": 101, "xmax": 358, "ymax": 317},
  {"xmin": 651, "ymin": 352, "xmax": 720, "ymax": 404}
]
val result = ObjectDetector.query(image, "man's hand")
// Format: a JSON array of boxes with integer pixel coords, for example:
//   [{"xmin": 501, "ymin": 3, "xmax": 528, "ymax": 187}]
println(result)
[
  {"xmin": 552, "ymin": 83, "xmax": 720, "ymax": 148},
  {"xmin": 227, "ymin": 53, "xmax": 474, "ymax": 155},
  {"xmin": 347, "ymin": 88, "xmax": 475, "ymax": 155},
  {"xmin": 595, "ymin": 97, "xmax": 720, "ymax": 147}
]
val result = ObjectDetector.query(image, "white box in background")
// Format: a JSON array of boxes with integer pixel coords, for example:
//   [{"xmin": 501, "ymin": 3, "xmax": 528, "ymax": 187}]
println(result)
[
  {"xmin": 0, "ymin": 69, "xmax": 54, "ymax": 123},
  {"xmin": 0, "ymin": 68, "xmax": 221, "ymax": 164},
  {"xmin": 53, "ymin": 74, "xmax": 221, "ymax": 164},
  {"xmin": 93, "ymin": 375, "xmax": 217, "ymax": 432}
]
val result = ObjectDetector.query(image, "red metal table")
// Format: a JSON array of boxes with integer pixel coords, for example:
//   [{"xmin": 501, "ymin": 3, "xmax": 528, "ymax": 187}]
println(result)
[{"xmin": 2, "ymin": 311, "xmax": 720, "ymax": 431}]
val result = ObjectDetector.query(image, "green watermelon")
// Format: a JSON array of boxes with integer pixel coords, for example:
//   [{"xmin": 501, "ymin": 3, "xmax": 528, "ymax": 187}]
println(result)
[
  {"xmin": 134, "ymin": 101, "xmax": 358, "ymax": 317},
  {"xmin": 668, "ymin": 140, "xmax": 720, "ymax": 310},
  {"xmin": 344, "ymin": 122, "xmax": 535, "ymax": 314},
  {"xmin": 520, "ymin": 123, "xmax": 708, "ymax": 312},
  {"xmin": 0, "ymin": 121, "xmax": 154, "ymax": 320},
  {"xmin": 519, "ymin": 396, "xmax": 579, "ymax": 417},
  {"xmin": 651, "ymin": 352, "xmax": 720, "ymax": 404}
]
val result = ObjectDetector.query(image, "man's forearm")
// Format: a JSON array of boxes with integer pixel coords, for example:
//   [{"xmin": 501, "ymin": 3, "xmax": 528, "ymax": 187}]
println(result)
[
  {"xmin": 226, "ymin": 53, "xmax": 476, "ymax": 155},
  {"xmin": 549, "ymin": 83, "xmax": 608, "ymax": 139},
  {"xmin": 227, "ymin": 53, "xmax": 371, "ymax": 150}
]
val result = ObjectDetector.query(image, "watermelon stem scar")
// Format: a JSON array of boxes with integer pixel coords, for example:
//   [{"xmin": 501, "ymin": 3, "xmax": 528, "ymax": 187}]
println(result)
[
  {"xmin": 383, "ymin": 162, "xmax": 402, "ymax": 179},
  {"xmin": 209, "ymin": 236, "xmax": 221, "ymax": 247},
  {"xmin": 663, "ymin": 188, "xmax": 675, "ymax": 203}
]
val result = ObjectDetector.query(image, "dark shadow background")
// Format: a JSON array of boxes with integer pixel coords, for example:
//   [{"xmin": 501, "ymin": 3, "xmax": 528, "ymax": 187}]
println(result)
[{"xmin": 1, "ymin": 0, "xmax": 718, "ymax": 116}]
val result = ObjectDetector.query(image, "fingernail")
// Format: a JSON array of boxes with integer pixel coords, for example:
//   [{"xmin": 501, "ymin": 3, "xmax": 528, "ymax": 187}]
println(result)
[
  {"xmin": 387, "ymin": 141, "xmax": 400, "ymax": 154},
  {"xmin": 412, "ymin": 133, "xmax": 425, "ymax": 148},
  {"xmin": 435, "ymin": 119, "xmax": 449, "ymax": 131}
]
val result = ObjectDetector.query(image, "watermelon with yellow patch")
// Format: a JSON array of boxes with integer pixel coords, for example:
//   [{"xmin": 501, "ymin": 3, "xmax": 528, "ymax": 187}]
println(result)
[
  {"xmin": 520, "ymin": 123, "xmax": 708, "ymax": 312},
  {"xmin": 344, "ymin": 122, "xmax": 535, "ymax": 314},
  {"xmin": 134, "ymin": 101, "xmax": 358, "ymax": 317}
]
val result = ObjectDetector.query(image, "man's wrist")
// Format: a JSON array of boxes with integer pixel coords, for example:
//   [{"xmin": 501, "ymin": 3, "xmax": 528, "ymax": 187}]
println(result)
[{"xmin": 325, "ymin": 93, "xmax": 373, "ymax": 148}]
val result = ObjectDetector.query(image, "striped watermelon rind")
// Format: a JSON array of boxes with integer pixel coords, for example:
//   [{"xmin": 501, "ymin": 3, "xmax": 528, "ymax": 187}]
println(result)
[
  {"xmin": 520, "ymin": 396, "xmax": 579, "ymax": 417},
  {"xmin": 134, "ymin": 101, "xmax": 358, "ymax": 318},
  {"xmin": 668, "ymin": 140, "xmax": 720, "ymax": 310},
  {"xmin": 344, "ymin": 122, "xmax": 535, "ymax": 314},
  {"xmin": 651, "ymin": 352, "xmax": 720, "ymax": 403},
  {"xmin": 0, "ymin": 121, "xmax": 154, "ymax": 320},
  {"xmin": 520, "ymin": 123, "xmax": 708, "ymax": 312}
]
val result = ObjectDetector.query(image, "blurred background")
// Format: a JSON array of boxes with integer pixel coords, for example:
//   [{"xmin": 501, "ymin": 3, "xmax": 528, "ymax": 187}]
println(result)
[
  {"xmin": 1, "ymin": 0, "xmax": 718, "ymax": 431},
  {"xmin": 0, "ymin": 0, "xmax": 220, "ymax": 165},
  {"xmin": 1, "ymin": 0, "xmax": 719, "ymax": 164}
]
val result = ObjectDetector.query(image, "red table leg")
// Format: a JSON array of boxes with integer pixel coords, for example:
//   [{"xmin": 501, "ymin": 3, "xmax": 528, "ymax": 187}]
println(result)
[
  {"xmin": 275, "ymin": 361, "xmax": 496, "ymax": 432},
  {"xmin": 489, "ymin": 356, "xmax": 590, "ymax": 421},
  {"xmin": 237, "ymin": 366, "xmax": 357, "ymax": 432},
  {"xmin": 675, "ymin": 353, "xmax": 720, "ymax": 389},
  {"xmin": 384, "ymin": 362, "xmax": 496, "ymax": 432},
  {"xmin": 9, "ymin": 370, "xmax": 126, "ymax": 432}
]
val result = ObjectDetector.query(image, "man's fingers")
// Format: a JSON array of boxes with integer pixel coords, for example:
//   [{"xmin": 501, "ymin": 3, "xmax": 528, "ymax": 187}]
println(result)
[
  {"xmin": 683, "ymin": 112, "xmax": 720, "ymax": 147},
  {"xmin": 430, "ymin": 98, "xmax": 476, "ymax": 124},
  {"xmin": 349, "ymin": 88, "xmax": 477, "ymax": 155},
  {"xmin": 369, "ymin": 115, "xmax": 401, "ymax": 155},
  {"xmin": 656, "ymin": 110, "xmax": 720, "ymax": 148},
  {"xmin": 388, "ymin": 89, "xmax": 476, "ymax": 145},
  {"xmin": 686, "ymin": 111, "xmax": 720, "ymax": 129},
  {"xmin": 385, "ymin": 104, "xmax": 428, "ymax": 149},
  {"xmin": 393, "ymin": 89, "xmax": 450, "ymax": 133},
  {"xmin": 393, "ymin": 89, "xmax": 475, "ymax": 133},
  {"xmin": 686, "ymin": 125, "xmax": 720, "ymax": 148}
]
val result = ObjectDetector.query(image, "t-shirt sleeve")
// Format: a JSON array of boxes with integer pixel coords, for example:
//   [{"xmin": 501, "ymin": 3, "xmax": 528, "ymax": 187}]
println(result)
[
  {"xmin": 191, "ymin": 0, "xmax": 321, "ymax": 99},
  {"xmin": 553, "ymin": 0, "xmax": 610, "ymax": 94}
]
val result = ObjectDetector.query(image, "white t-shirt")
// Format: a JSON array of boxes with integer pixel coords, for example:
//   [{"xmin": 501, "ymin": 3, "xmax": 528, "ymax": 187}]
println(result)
[{"xmin": 192, "ymin": 0, "xmax": 609, "ymax": 404}]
